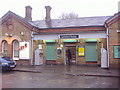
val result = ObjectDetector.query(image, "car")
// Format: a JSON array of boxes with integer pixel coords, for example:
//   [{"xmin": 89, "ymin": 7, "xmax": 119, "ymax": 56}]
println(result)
[{"xmin": 0, "ymin": 57, "xmax": 16, "ymax": 71}]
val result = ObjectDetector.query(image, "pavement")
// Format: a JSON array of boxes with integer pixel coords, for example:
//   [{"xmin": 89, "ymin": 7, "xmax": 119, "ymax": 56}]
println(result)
[{"xmin": 13, "ymin": 64, "xmax": 120, "ymax": 77}]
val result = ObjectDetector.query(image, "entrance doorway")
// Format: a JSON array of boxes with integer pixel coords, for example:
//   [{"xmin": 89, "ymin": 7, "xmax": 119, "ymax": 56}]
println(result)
[{"xmin": 65, "ymin": 46, "xmax": 76, "ymax": 65}]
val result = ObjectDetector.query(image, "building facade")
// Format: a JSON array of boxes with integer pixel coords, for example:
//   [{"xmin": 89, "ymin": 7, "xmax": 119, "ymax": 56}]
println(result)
[
  {"xmin": 106, "ymin": 12, "xmax": 120, "ymax": 69},
  {"xmin": 0, "ymin": 6, "xmax": 34, "ymax": 65},
  {"xmin": 0, "ymin": 6, "xmax": 119, "ymax": 68}
]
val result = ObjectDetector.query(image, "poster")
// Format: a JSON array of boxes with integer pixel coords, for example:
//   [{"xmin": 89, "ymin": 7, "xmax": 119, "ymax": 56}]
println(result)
[
  {"xmin": 19, "ymin": 41, "xmax": 30, "ymax": 59},
  {"xmin": 78, "ymin": 46, "xmax": 85, "ymax": 56}
]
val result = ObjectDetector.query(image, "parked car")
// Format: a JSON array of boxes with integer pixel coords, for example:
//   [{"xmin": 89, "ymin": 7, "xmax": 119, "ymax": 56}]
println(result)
[{"xmin": 0, "ymin": 57, "xmax": 16, "ymax": 71}]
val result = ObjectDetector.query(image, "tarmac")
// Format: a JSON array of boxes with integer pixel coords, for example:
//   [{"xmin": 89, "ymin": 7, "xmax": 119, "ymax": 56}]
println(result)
[{"xmin": 13, "ymin": 64, "xmax": 120, "ymax": 77}]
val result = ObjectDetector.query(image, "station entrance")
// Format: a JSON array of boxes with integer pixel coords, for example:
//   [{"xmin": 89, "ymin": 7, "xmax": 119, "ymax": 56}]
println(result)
[{"xmin": 65, "ymin": 44, "xmax": 76, "ymax": 65}]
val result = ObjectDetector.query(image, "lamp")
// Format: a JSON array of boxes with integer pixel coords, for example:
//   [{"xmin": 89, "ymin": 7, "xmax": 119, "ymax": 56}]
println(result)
[{"xmin": 20, "ymin": 32, "xmax": 24, "ymax": 36}]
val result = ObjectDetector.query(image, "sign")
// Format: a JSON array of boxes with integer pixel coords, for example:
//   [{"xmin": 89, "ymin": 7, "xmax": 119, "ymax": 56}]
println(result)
[
  {"xmin": 59, "ymin": 35, "xmax": 79, "ymax": 39},
  {"xmin": 114, "ymin": 46, "xmax": 120, "ymax": 58},
  {"xmin": 19, "ymin": 42, "xmax": 30, "ymax": 59},
  {"xmin": 78, "ymin": 46, "xmax": 85, "ymax": 56}
]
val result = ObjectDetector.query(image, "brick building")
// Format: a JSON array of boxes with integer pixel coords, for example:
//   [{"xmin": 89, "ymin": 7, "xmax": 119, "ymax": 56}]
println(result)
[
  {"xmin": 0, "ymin": 6, "xmax": 119, "ymax": 68},
  {"xmin": 0, "ymin": 6, "xmax": 34, "ymax": 65},
  {"xmin": 106, "ymin": 12, "xmax": 120, "ymax": 69}
]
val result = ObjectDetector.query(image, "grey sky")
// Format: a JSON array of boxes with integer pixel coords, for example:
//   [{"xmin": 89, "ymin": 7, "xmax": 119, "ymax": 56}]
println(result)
[{"xmin": 0, "ymin": 0, "xmax": 119, "ymax": 20}]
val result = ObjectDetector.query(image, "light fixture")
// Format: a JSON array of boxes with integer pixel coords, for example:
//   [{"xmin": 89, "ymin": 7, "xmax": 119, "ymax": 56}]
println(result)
[
  {"xmin": 5, "ymin": 33, "xmax": 8, "ymax": 36},
  {"xmin": 80, "ymin": 40, "xmax": 82, "ymax": 43},
  {"xmin": 9, "ymin": 34, "xmax": 13, "ymax": 37},
  {"xmin": 117, "ymin": 30, "xmax": 120, "ymax": 33},
  {"xmin": 60, "ymin": 44, "xmax": 63, "ymax": 47},
  {"xmin": 20, "ymin": 32, "xmax": 24, "ymax": 35}
]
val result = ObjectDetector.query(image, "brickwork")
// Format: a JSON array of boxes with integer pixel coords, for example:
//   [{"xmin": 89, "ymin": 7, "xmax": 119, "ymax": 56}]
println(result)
[
  {"xmin": 107, "ymin": 16, "xmax": 120, "ymax": 69},
  {"xmin": 0, "ymin": 15, "xmax": 32, "ymax": 65}
]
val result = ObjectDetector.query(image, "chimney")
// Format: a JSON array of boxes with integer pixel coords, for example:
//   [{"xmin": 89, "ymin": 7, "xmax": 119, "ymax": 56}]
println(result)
[
  {"xmin": 45, "ymin": 6, "xmax": 52, "ymax": 21},
  {"xmin": 25, "ymin": 6, "xmax": 32, "ymax": 21}
]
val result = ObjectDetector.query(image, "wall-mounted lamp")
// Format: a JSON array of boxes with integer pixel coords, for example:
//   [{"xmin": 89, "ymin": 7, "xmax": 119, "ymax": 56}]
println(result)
[
  {"xmin": 5, "ymin": 33, "xmax": 8, "ymax": 36},
  {"xmin": 9, "ymin": 34, "xmax": 13, "ymax": 37},
  {"xmin": 60, "ymin": 44, "xmax": 63, "ymax": 48},
  {"xmin": 117, "ymin": 30, "xmax": 120, "ymax": 33},
  {"xmin": 5, "ymin": 33, "xmax": 12, "ymax": 37},
  {"xmin": 98, "ymin": 39, "xmax": 101, "ymax": 43},
  {"xmin": 79, "ymin": 40, "xmax": 82, "ymax": 43},
  {"xmin": 20, "ymin": 32, "xmax": 24, "ymax": 36}
]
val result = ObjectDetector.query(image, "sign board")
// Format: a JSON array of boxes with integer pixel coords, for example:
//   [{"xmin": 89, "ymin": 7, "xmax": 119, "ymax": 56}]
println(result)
[
  {"xmin": 114, "ymin": 46, "xmax": 120, "ymax": 58},
  {"xmin": 78, "ymin": 46, "xmax": 85, "ymax": 56},
  {"xmin": 19, "ymin": 42, "xmax": 30, "ymax": 59},
  {"xmin": 59, "ymin": 35, "xmax": 79, "ymax": 39}
]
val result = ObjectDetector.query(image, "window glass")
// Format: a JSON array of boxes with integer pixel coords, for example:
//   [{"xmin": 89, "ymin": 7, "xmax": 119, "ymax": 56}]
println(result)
[
  {"xmin": 13, "ymin": 40, "xmax": 19, "ymax": 58},
  {"xmin": 114, "ymin": 46, "xmax": 120, "ymax": 58},
  {"xmin": 2, "ymin": 41, "xmax": 8, "ymax": 56}
]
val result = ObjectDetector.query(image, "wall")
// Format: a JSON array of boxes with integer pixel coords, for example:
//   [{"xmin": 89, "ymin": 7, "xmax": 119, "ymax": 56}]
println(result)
[
  {"xmin": 108, "ymin": 20, "xmax": 120, "ymax": 69},
  {"xmin": 0, "ymin": 17, "xmax": 32, "ymax": 65}
]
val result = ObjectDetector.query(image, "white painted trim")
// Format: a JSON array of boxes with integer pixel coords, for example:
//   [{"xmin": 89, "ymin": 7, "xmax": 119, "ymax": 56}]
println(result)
[{"xmin": 33, "ymin": 32, "xmax": 107, "ymax": 40}]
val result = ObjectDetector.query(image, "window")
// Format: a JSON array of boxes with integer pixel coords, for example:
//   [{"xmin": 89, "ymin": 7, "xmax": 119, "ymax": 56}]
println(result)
[
  {"xmin": 114, "ymin": 46, "xmax": 120, "ymax": 58},
  {"xmin": 2, "ymin": 40, "xmax": 8, "ymax": 56},
  {"xmin": 13, "ymin": 40, "xmax": 19, "ymax": 58}
]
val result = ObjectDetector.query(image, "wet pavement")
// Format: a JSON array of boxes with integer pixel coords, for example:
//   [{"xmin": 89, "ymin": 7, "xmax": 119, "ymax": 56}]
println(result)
[
  {"xmin": 14, "ymin": 64, "xmax": 119, "ymax": 77},
  {"xmin": 1, "ymin": 65, "xmax": 120, "ymax": 88}
]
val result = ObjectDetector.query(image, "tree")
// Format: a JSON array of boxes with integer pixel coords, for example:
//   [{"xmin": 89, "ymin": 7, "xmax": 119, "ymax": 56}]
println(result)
[{"xmin": 59, "ymin": 12, "xmax": 79, "ymax": 19}]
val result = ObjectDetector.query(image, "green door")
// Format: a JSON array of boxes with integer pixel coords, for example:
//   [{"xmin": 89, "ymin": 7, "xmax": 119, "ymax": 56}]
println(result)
[
  {"xmin": 46, "ymin": 43, "xmax": 56, "ymax": 60},
  {"xmin": 85, "ymin": 42, "xmax": 98, "ymax": 62}
]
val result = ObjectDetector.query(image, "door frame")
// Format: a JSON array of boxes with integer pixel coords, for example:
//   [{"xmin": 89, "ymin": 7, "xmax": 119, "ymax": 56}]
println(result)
[{"xmin": 64, "ymin": 44, "xmax": 77, "ymax": 65}]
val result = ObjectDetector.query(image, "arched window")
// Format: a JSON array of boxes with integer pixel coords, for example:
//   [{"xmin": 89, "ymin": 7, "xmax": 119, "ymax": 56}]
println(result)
[
  {"xmin": 2, "ymin": 40, "xmax": 8, "ymax": 56},
  {"xmin": 13, "ymin": 40, "xmax": 19, "ymax": 60}
]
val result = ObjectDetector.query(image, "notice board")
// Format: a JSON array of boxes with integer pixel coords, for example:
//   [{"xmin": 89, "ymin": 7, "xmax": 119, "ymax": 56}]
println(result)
[
  {"xmin": 114, "ymin": 46, "xmax": 120, "ymax": 58},
  {"xmin": 78, "ymin": 46, "xmax": 85, "ymax": 56}
]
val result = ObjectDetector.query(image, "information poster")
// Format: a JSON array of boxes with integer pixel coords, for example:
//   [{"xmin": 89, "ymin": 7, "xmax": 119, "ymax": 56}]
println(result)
[
  {"xmin": 78, "ymin": 46, "xmax": 85, "ymax": 56},
  {"xmin": 19, "ymin": 41, "xmax": 30, "ymax": 59},
  {"xmin": 114, "ymin": 46, "xmax": 120, "ymax": 58}
]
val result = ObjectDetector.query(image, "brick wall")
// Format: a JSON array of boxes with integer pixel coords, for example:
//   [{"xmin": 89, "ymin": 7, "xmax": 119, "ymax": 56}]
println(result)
[
  {"xmin": 0, "ymin": 17, "xmax": 32, "ymax": 65},
  {"xmin": 108, "ymin": 20, "xmax": 120, "ymax": 69}
]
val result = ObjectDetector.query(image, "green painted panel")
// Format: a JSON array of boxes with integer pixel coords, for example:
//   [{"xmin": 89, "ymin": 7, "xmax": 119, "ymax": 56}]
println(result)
[
  {"xmin": 86, "ymin": 39, "xmax": 97, "ymax": 42},
  {"xmin": 85, "ymin": 43, "xmax": 98, "ymax": 62},
  {"xmin": 114, "ymin": 46, "xmax": 120, "ymax": 58},
  {"xmin": 63, "ymin": 39, "xmax": 77, "ymax": 42},
  {"xmin": 45, "ymin": 40, "xmax": 56, "ymax": 42},
  {"xmin": 46, "ymin": 43, "xmax": 56, "ymax": 60}
]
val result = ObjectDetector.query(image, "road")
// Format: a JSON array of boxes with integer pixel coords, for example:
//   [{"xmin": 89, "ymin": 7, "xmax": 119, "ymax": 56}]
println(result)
[{"xmin": 1, "ymin": 69, "xmax": 119, "ymax": 88}]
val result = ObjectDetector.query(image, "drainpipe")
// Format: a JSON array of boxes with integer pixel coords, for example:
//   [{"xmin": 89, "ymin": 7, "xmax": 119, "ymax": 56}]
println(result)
[
  {"xmin": 105, "ymin": 24, "xmax": 110, "ymax": 69},
  {"xmin": 31, "ymin": 29, "xmax": 34, "ymax": 66}
]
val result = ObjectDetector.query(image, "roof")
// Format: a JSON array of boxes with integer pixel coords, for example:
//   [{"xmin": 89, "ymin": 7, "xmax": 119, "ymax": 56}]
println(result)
[
  {"xmin": 0, "ymin": 11, "xmax": 111, "ymax": 30},
  {"xmin": 106, "ymin": 12, "xmax": 120, "ymax": 24},
  {"xmin": 30, "ymin": 16, "xmax": 111, "ymax": 29},
  {"xmin": 0, "ymin": 11, "xmax": 33, "ymax": 29}
]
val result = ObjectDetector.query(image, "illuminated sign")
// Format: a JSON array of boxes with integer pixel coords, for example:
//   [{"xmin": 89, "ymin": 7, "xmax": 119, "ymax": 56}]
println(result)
[{"xmin": 19, "ymin": 42, "xmax": 30, "ymax": 59}]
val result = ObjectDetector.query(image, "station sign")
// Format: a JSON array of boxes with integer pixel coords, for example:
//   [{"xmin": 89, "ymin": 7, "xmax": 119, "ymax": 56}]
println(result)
[{"xmin": 59, "ymin": 35, "xmax": 79, "ymax": 39}]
